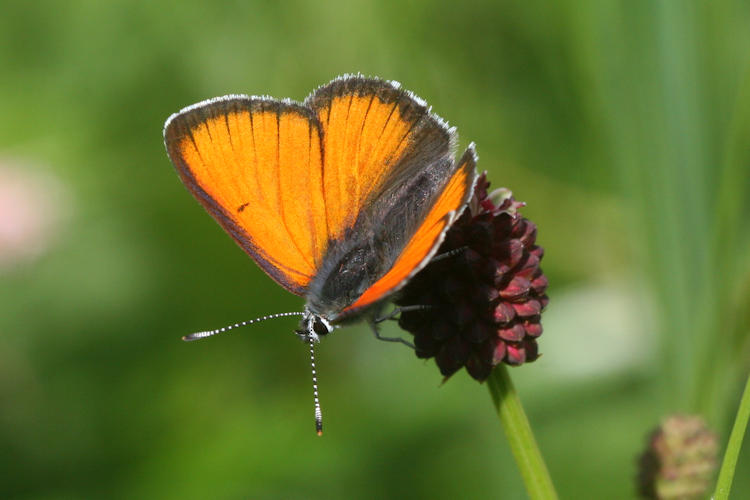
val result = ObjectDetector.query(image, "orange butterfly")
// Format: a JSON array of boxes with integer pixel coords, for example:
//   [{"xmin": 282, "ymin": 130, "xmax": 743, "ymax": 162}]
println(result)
[{"xmin": 164, "ymin": 75, "xmax": 477, "ymax": 433}]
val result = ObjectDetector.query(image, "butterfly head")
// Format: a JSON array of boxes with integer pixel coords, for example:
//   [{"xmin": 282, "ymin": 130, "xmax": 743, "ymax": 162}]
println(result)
[{"xmin": 296, "ymin": 308, "xmax": 335, "ymax": 342}]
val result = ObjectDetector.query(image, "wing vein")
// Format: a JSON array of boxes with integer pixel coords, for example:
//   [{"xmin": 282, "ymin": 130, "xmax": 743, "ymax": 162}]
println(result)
[
  {"xmin": 341, "ymin": 91, "xmax": 356, "ymax": 218},
  {"xmin": 247, "ymin": 104, "xmax": 266, "ymax": 206},
  {"xmin": 361, "ymin": 98, "xmax": 400, "ymax": 200},
  {"xmin": 276, "ymin": 106, "xmax": 313, "ymax": 269},
  {"xmin": 198, "ymin": 115, "xmax": 226, "ymax": 212},
  {"xmin": 354, "ymin": 92, "xmax": 376, "ymax": 207},
  {"xmin": 324, "ymin": 85, "xmax": 335, "ymax": 235},
  {"xmin": 311, "ymin": 124, "xmax": 327, "ymax": 264}
]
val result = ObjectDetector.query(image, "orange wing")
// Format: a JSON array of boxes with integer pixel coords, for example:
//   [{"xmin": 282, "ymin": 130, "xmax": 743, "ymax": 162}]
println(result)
[
  {"xmin": 344, "ymin": 145, "xmax": 478, "ymax": 312},
  {"xmin": 164, "ymin": 96, "xmax": 328, "ymax": 295},
  {"xmin": 305, "ymin": 75, "xmax": 456, "ymax": 242}
]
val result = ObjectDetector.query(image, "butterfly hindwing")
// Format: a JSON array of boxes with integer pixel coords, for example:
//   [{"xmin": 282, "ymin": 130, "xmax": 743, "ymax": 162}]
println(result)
[
  {"xmin": 164, "ymin": 96, "xmax": 328, "ymax": 295},
  {"xmin": 341, "ymin": 145, "xmax": 478, "ymax": 314}
]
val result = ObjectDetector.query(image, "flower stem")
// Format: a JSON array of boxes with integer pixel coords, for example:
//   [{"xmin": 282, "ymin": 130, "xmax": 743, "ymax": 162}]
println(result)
[
  {"xmin": 488, "ymin": 365, "xmax": 558, "ymax": 500},
  {"xmin": 713, "ymin": 372, "xmax": 750, "ymax": 500}
]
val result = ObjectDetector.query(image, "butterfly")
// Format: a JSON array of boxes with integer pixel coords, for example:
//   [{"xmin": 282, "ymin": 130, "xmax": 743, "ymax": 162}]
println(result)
[{"xmin": 164, "ymin": 75, "xmax": 477, "ymax": 433}]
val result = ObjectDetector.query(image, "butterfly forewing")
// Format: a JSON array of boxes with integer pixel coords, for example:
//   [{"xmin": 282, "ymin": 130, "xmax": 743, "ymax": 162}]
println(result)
[
  {"xmin": 305, "ymin": 76, "xmax": 457, "ymax": 242},
  {"xmin": 302, "ymin": 76, "xmax": 476, "ymax": 318},
  {"xmin": 164, "ymin": 97, "xmax": 328, "ymax": 295},
  {"xmin": 342, "ymin": 145, "xmax": 478, "ymax": 314}
]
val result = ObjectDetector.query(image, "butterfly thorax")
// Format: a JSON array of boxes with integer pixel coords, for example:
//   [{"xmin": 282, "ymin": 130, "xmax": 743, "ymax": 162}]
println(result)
[{"xmin": 304, "ymin": 234, "xmax": 384, "ymax": 319}]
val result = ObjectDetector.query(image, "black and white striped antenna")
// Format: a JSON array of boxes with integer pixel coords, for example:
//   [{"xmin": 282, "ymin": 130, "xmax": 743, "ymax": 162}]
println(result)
[
  {"xmin": 181, "ymin": 311, "xmax": 304, "ymax": 341},
  {"xmin": 181, "ymin": 310, "xmax": 325, "ymax": 436},
  {"xmin": 309, "ymin": 336, "xmax": 323, "ymax": 435}
]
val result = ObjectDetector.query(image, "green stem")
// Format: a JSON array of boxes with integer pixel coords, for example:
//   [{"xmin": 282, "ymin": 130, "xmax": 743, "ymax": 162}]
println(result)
[
  {"xmin": 713, "ymin": 372, "xmax": 750, "ymax": 500},
  {"xmin": 488, "ymin": 365, "xmax": 558, "ymax": 500}
]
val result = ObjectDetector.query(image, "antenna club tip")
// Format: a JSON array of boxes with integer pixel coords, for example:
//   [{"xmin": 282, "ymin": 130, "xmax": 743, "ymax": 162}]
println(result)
[{"xmin": 315, "ymin": 419, "xmax": 323, "ymax": 436}]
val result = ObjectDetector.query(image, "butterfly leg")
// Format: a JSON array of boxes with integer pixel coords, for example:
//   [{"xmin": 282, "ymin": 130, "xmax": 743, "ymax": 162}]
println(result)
[
  {"xmin": 429, "ymin": 245, "xmax": 467, "ymax": 263},
  {"xmin": 373, "ymin": 305, "xmax": 431, "ymax": 324},
  {"xmin": 368, "ymin": 318, "xmax": 415, "ymax": 349}
]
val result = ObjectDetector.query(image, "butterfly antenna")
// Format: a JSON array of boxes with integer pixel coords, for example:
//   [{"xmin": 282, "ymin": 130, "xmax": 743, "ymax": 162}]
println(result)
[
  {"xmin": 309, "ymin": 336, "xmax": 323, "ymax": 436},
  {"xmin": 182, "ymin": 312, "xmax": 304, "ymax": 341}
]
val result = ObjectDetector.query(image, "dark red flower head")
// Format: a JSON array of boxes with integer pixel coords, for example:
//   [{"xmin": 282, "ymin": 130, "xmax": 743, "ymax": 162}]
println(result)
[{"xmin": 395, "ymin": 173, "xmax": 549, "ymax": 381}]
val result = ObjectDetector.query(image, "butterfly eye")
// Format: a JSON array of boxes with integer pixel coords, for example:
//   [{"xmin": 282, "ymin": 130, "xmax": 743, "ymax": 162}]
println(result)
[{"xmin": 313, "ymin": 317, "xmax": 332, "ymax": 337}]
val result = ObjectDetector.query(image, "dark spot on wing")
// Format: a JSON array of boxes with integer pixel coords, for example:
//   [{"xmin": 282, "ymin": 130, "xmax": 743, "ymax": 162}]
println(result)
[{"xmin": 237, "ymin": 202, "xmax": 249, "ymax": 213}]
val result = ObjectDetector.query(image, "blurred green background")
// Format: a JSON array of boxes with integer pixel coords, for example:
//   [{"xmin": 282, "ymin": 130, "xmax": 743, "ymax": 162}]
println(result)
[{"xmin": 1, "ymin": 1, "xmax": 749, "ymax": 498}]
